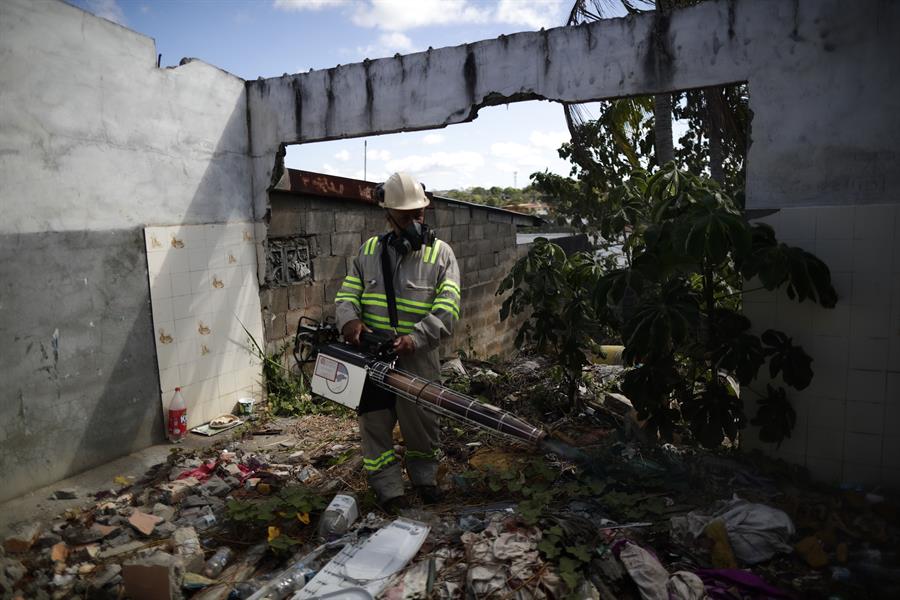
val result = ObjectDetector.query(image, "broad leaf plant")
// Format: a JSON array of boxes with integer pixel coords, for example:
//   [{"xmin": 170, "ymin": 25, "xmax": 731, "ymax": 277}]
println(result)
[{"xmin": 499, "ymin": 164, "xmax": 837, "ymax": 448}]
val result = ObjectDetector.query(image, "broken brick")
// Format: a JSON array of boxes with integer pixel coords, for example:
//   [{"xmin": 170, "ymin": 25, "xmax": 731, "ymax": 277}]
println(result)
[
  {"xmin": 50, "ymin": 542, "xmax": 68, "ymax": 563},
  {"xmin": 123, "ymin": 552, "xmax": 184, "ymax": 600},
  {"xmin": 128, "ymin": 511, "xmax": 164, "ymax": 536},
  {"xmin": 3, "ymin": 522, "xmax": 42, "ymax": 554}
]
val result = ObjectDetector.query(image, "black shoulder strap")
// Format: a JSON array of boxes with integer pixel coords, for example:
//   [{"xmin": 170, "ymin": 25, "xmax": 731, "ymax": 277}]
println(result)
[{"xmin": 379, "ymin": 234, "xmax": 399, "ymax": 330}]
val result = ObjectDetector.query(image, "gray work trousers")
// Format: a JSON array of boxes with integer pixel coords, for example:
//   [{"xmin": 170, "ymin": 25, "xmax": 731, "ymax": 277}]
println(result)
[{"xmin": 359, "ymin": 396, "xmax": 440, "ymax": 502}]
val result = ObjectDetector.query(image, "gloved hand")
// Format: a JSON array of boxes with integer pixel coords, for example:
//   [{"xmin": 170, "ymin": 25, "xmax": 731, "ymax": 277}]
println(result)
[
  {"xmin": 341, "ymin": 319, "xmax": 371, "ymax": 346},
  {"xmin": 393, "ymin": 334, "xmax": 416, "ymax": 355}
]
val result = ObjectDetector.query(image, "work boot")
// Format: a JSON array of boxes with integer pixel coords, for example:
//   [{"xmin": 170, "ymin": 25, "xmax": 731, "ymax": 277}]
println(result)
[
  {"xmin": 379, "ymin": 494, "xmax": 411, "ymax": 515},
  {"xmin": 415, "ymin": 485, "xmax": 443, "ymax": 505}
]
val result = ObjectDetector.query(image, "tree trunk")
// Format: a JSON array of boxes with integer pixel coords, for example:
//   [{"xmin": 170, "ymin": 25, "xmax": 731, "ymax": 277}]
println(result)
[
  {"xmin": 653, "ymin": 93, "xmax": 674, "ymax": 166},
  {"xmin": 705, "ymin": 87, "xmax": 725, "ymax": 184}
]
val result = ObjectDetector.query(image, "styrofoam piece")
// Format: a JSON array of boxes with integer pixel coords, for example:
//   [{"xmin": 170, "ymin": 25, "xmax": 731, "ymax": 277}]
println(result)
[{"xmin": 293, "ymin": 518, "xmax": 430, "ymax": 599}]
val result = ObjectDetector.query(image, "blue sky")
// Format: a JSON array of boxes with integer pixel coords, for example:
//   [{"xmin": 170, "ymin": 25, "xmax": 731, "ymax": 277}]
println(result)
[{"xmin": 68, "ymin": 0, "xmax": 601, "ymax": 190}]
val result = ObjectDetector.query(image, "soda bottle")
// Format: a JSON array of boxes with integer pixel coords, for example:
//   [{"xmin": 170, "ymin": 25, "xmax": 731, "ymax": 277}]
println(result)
[
  {"xmin": 167, "ymin": 387, "xmax": 187, "ymax": 442},
  {"xmin": 202, "ymin": 546, "xmax": 234, "ymax": 578},
  {"xmin": 317, "ymin": 493, "xmax": 358, "ymax": 540}
]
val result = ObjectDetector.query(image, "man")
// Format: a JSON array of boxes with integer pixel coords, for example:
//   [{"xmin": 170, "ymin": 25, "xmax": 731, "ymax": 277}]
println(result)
[{"xmin": 334, "ymin": 171, "xmax": 461, "ymax": 512}]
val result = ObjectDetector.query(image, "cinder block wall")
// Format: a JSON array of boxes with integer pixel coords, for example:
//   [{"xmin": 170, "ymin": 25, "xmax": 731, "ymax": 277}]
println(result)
[{"xmin": 262, "ymin": 191, "xmax": 527, "ymax": 362}]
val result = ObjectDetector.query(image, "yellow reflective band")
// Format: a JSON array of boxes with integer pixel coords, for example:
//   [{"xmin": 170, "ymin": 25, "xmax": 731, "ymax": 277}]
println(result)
[
  {"xmin": 362, "ymin": 293, "xmax": 432, "ymax": 311},
  {"xmin": 362, "ymin": 317, "xmax": 414, "ymax": 335},
  {"xmin": 432, "ymin": 301, "xmax": 460, "ymax": 319},
  {"xmin": 437, "ymin": 280, "xmax": 460, "ymax": 295},
  {"xmin": 336, "ymin": 292, "xmax": 361, "ymax": 301},
  {"xmin": 364, "ymin": 236, "xmax": 378, "ymax": 255},
  {"xmin": 363, "ymin": 451, "xmax": 397, "ymax": 471},
  {"xmin": 341, "ymin": 281, "xmax": 363, "ymax": 291},
  {"xmin": 345, "ymin": 276, "xmax": 362, "ymax": 284},
  {"xmin": 429, "ymin": 240, "xmax": 441, "ymax": 263},
  {"xmin": 362, "ymin": 312, "xmax": 417, "ymax": 328},
  {"xmin": 406, "ymin": 449, "xmax": 437, "ymax": 460},
  {"xmin": 335, "ymin": 295, "xmax": 361, "ymax": 308}
]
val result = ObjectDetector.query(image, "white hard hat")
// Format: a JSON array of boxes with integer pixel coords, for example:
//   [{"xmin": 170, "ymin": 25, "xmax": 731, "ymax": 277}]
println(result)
[{"xmin": 378, "ymin": 172, "xmax": 429, "ymax": 210}]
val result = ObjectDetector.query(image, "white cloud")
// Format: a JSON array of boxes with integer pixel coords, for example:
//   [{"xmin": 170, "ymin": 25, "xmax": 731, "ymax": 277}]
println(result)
[
  {"xmin": 273, "ymin": 0, "xmax": 346, "ymax": 11},
  {"xmin": 352, "ymin": 0, "xmax": 490, "ymax": 31},
  {"xmin": 387, "ymin": 151, "xmax": 485, "ymax": 179},
  {"xmin": 367, "ymin": 148, "xmax": 392, "ymax": 161},
  {"xmin": 529, "ymin": 129, "xmax": 569, "ymax": 150},
  {"xmin": 334, "ymin": 149, "xmax": 351, "ymax": 161},
  {"xmin": 490, "ymin": 141, "xmax": 546, "ymax": 167},
  {"xmin": 357, "ymin": 32, "xmax": 415, "ymax": 58},
  {"xmin": 83, "ymin": 0, "xmax": 127, "ymax": 25},
  {"xmin": 350, "ymin": 0, "xmax": 567, "ymax": 32},
  {"xmin": 495, "ymin": 0, "xmax": 567, "ymax": 30},
  {"xmin": 422, "ymin": 133, "xmax": 445, "ymax": 145}
]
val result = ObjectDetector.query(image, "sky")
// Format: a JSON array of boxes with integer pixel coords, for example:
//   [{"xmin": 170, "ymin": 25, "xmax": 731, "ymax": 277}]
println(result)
[{"xmin": 67, "ymin": 0, "xmax": 608, "ymax": 191}]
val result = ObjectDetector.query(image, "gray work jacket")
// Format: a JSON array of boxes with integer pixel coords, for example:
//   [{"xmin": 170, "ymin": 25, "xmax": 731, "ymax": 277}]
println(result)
[{"xmin": 334, "ymin": 235, "xmax": 461, "ymax": 380}]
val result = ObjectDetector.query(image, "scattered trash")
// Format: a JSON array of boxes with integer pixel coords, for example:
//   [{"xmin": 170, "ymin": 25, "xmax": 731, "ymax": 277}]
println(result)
[
  {"xmin": 318, "ymin": 493, "xmax": 359, "ymax": 540},
  {"xmin": 671, "ymin": 497, "xmax": 795, "ymax": 565}
]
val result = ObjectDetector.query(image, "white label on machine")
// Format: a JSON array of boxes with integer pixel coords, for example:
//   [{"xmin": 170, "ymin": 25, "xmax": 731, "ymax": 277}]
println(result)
[{"xmin": 311, "ymin": 352, "xmax": 366, "ymax": 410}]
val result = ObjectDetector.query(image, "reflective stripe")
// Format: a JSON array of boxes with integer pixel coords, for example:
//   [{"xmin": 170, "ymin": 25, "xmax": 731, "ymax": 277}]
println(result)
[
  {"xmin": 406, "ymin": 449, "xmax": 437, "ymax": 460},
  {"xmin": 423, "ymin": 240, "xmax": 441, "ymax": 264},
  {"xmin": 437, "ymin": 279, "xmax": 460, "ymax": 295},
  {"xmin": 345, "ymin": 276, "xmax": 362, "ymax": 284},
  {"xmin": 335, "ymin": 294, "xmax": 361, "ymax": 308},
  {"xmin": 363, "ymin": 317, "xmax": 415, "ymax": 335},
  {"xmin": 341, "ymin": 281, "xmax": 363, "ymax": 291},
  {"xmin": 362, "ymin": 293, "xmax": 432, "ymax": 312},
  {"xmin": 432, "ymin": 301, "xmax": 460, "ymax": 319},
  {"xmin": 364, "ymin": 236, "xmax": 379, "ymax": 255},
  {"xmin": 363, "ymin": 311, "xmax": 417, "ymax": 328},
  {"xmin": 363, "ymin": 450, "xmax": 397, "ymax": 471}
]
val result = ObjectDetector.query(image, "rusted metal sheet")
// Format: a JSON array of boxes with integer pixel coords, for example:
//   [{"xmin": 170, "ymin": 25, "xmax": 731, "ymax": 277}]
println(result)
[{"xmin": 286, "ymin": 170, "xmax": 377, "ymax": 204}]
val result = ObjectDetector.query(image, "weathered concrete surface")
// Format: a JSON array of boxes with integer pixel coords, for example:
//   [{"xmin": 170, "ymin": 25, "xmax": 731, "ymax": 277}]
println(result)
[
  {"xmin": 0, "ymin": 0, "xmax": 256, "ymax": 502},
  {"xmin": 247, "ymin": 0, "xmax": 900, "ymax": 217}
]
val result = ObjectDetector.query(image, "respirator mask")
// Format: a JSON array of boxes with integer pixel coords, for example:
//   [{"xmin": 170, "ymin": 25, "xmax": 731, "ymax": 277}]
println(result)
[{"xmin": 386, "ymin": 216, "xmax": 435, "ymax": 255}]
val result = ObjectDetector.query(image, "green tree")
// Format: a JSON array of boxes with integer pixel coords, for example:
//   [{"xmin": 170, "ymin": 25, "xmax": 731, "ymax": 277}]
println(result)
[{"xmin": 502, "ymin": 165, "xmax": 837, "ymax": 447}]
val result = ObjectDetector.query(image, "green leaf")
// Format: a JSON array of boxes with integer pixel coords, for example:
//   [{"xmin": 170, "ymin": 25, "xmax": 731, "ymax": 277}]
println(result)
[
  {"xmin": 750, "ymin": 385, "xmax": 797, "ymax": 446},
  {"xmin": 762, "ymin": 329, "xmax": 814, "ymax": 390},
  {"xmin": 537, "ymin": 537, "xmax": 561, "ymax": 558},
  {"xmin": 565, "ymin": 544, "xmax": 592, "ymax": 562}
]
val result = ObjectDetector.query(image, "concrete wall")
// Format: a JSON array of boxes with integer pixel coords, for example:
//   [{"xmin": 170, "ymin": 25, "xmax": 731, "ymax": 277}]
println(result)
[
  {"xmin": 246, "ymin": 0, "xmax": 900, "ymax": 489},
  {"xmin": 264, "ymin": 189, "xmax": 528, "ymax": 361},
  {"xmin": 0, "ymin": 0, "xmax": 254, "ymax": 502}
]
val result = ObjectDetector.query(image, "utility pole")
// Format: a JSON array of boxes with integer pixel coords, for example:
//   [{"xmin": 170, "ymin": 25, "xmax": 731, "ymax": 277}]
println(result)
[{"xmin": 364, "ymin": 140, "xmax": 367, "ymax": 181}]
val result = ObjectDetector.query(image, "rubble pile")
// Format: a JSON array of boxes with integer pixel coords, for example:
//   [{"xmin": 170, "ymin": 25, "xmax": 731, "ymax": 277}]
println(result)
[{"xmin": 2, "ymin": 356, "xmax": 898, "ymax": 599}]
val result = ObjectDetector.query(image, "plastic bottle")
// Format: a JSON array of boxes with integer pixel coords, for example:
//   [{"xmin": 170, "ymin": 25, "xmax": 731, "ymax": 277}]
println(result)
[
  {"xmin": 203, "ymin": 546, "xmax": 234, "ymax": 578},
  {"xmin": 167, "ymin": 387, "xmax": 187, "ymax": 442},
  {"xmin": 317, "ymin": 493, "xmax": 359, "ymax": 540}
]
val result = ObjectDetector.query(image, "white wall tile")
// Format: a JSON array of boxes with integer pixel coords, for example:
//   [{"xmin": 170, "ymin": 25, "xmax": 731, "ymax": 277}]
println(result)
[
  {"xmin": 850, "ymin": 271, "xmax": 891, "ymax": 306},
  {"xmin": 170, "ymin": 272, "xmax": 191, "ymax": 298},
  {"xmin": 814, "ymin": 238, "xmax": 853, "ymax": 273},
  {"xmin": 849, "ymin": 336, "xmax": 889, "ymax": 371},
  {"xmin": 174, "ymin": 316, "xmax": 198, "ymax": 343},
  {"xmin": 778, "ymin": 208, "xmax": 817, "ymax": 241},
  {"xmin": 846, "ymin": 369, "xmax": 886, "ymax": 404},
  {"xmin": 842, "ymin": 462, "xmax": 881, "ymax": 487},
  {"xmin": 145, "ymin": 228, "xmax": 169, "ymax": 253},
  {"xmin": 810, "ymin": 304, "xmax": 850, "ymax": 337},
  {"xmin": 190, "ymin": 270, "xmax": 210, "ymax": 294},
  {"xmin": 853, "ymin": 204, "xmax": 896, "ymax": 241},
  {"xmin": 155, "ymin": 336, "xmax": 179, "ymax": 372},
  {"xmin": 808, "ymin": 397, "xmax": 846, "ymax": 431},
  {"xmin": 159, "ymin": 366, "xmax": 179, "ymax": 393},
  {"xmin": 806, "ymin": 427, "xmax": 844, "ymax": 461},
  {"xmin": 844, "ymin": 431, "xmax": 882, "ymax": 465},
  {"xmin": 189, "ymin": 246, "xmax": 214, "ymax": 272},
  {"xmin": 151, "ymin": 297, "xmax": 174, "ymax": 325},
  {"xmin": 816, "ymin": 206, "xmax": 854, "ymax": 240},
  {"xmin": 148, "ymin": 271, "xmax": 172, "ymax": 300},
  {"xmin": 166, "ymin": 248, "xmax": 191, "ymax": 275},
  {"xmin": 845, "ymin": 401, "xmax": 885, "ymax": 435},
  {"xmin": 806, "ymin": 457, "xmax": 842, "ymax": 484},
  {"xmin": 881, "ymin": 468, "xmax": 900, "ymax": 490},
  {"xmin": 852, "ymin": 238, "xmax": 891, "ymax": 274},
  {"xmin": 882, "ymin": 435, "xmax": 900, "ymax": 469}
]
